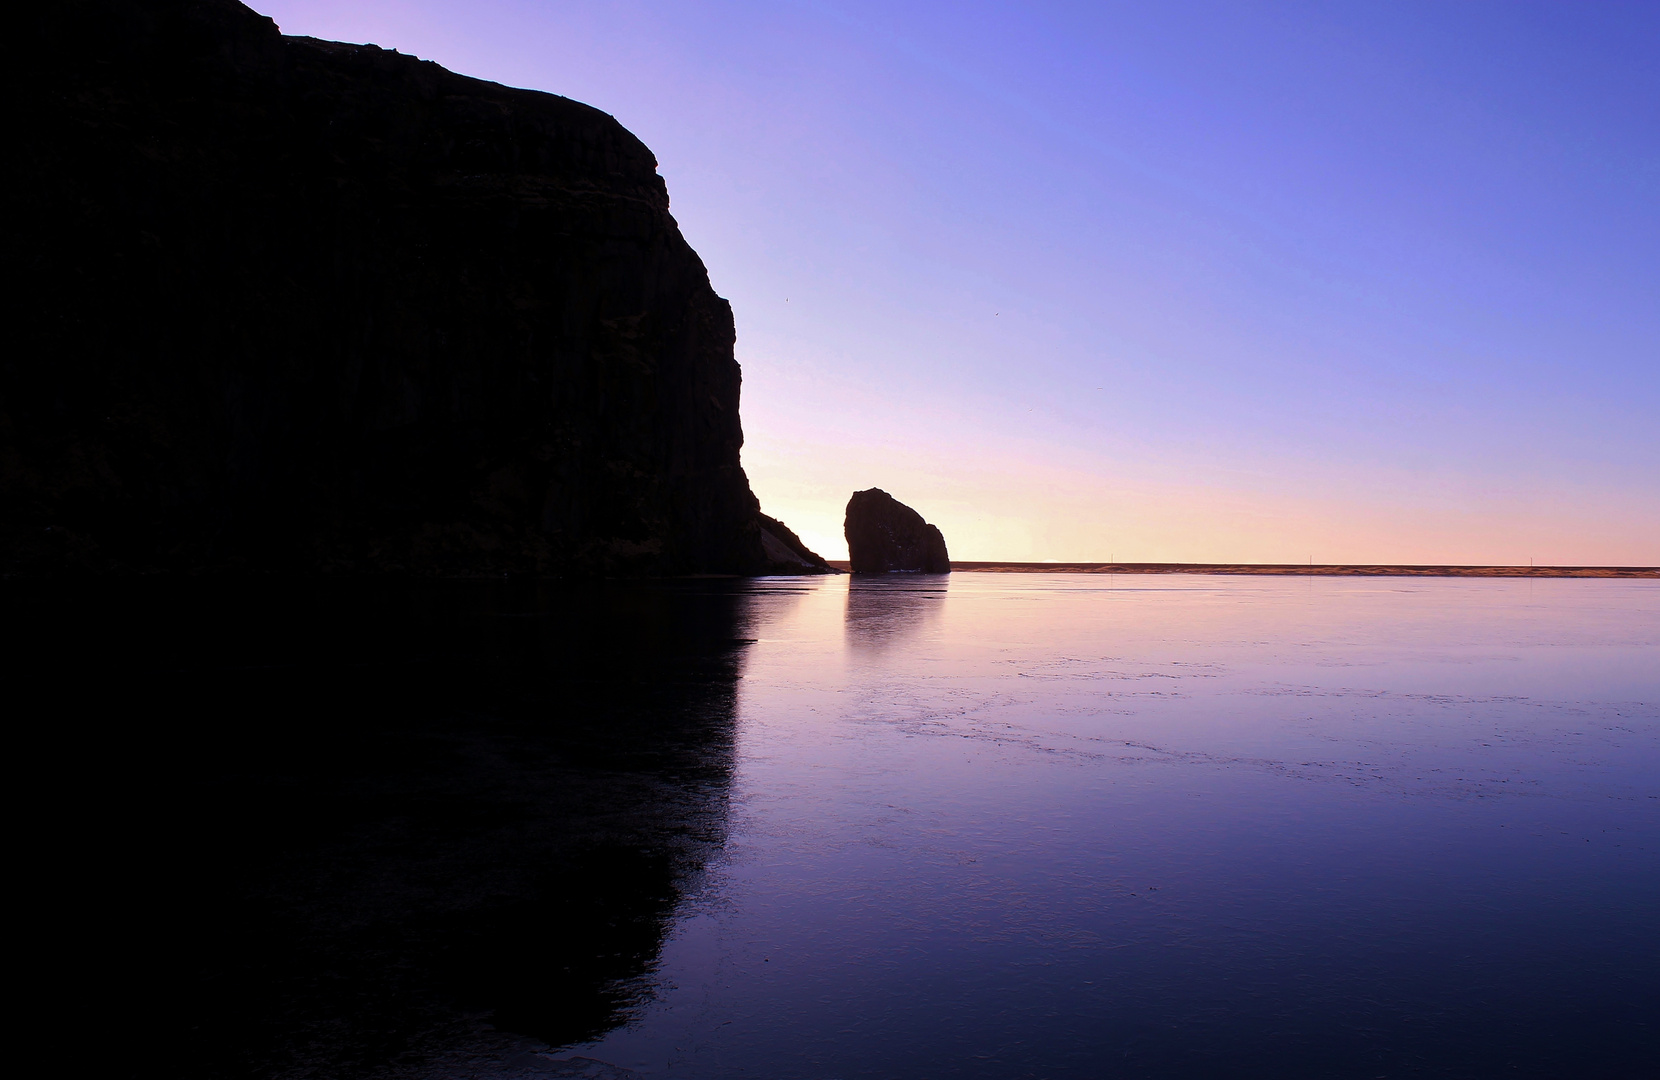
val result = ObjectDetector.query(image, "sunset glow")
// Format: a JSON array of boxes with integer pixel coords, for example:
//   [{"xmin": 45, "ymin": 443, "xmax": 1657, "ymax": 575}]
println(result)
[{"xmin": 262, "ymin": 0, "xmax": 1659, "ymax": 564}]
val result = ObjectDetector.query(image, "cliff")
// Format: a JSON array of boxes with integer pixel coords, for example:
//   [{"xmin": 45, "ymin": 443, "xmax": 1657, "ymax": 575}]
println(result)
[{"xmin": 7, "ymin": 0, "xmax": 828, "ymax": 576}]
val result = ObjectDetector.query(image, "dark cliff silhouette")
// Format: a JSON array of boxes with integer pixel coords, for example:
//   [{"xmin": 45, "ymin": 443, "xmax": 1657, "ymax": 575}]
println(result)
[
  {"xmin": 10, "ymin": 576, "xmax": 759, "ymax": 1077},
  {"xmin": 9, "ymin": 0, "xmax": 828, "ymax": 576},
  {"xmin": 845, "ymin": 488, "xmax": 951, "ymax": 573}
]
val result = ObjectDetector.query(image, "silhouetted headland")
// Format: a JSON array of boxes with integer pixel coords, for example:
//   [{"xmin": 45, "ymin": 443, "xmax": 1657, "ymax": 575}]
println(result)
[
  {"xmin": 844, "ymin": 489, "xmax": 951, "ymax": 573},
  {"xmin": 9, "ymin": 0, "xmax": 829, "ymax": 577},
  {"xmin": 845, "ymin": 561, "xmax": 1659, "ymax": 578}
]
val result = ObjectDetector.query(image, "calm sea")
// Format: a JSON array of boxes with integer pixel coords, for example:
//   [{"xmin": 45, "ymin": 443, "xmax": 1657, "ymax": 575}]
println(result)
[
  {"xmin": 572, "ymin": 574, "xmax": 1659, "ymax": 1079},
  {"xmin": 13, "ymin": 574, "xmax": 1656, "ymax": 1078}
]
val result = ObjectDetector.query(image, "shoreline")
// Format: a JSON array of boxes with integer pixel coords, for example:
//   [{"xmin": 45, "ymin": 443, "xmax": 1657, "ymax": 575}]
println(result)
[{"xmin": 826, "ymin": 561, "xmax": 1658, "ymax": 578}]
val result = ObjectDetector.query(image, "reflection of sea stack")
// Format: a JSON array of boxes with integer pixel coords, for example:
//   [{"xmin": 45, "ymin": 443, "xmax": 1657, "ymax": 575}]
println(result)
[{"xmin": 845, "ymin": 489, "xmax": 951, "ymax": 573}]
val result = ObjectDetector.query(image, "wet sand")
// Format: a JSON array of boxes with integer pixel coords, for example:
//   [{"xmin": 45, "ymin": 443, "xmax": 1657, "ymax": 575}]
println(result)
[{"xmin": 828, "ymin": 561, "xmax": 1659, "ymax": 577}]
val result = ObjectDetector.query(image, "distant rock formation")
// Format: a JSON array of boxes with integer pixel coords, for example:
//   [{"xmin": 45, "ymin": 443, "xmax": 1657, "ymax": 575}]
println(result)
[
  {"xmin": 6, "ymin": 0, "xmax": 826, "ymax": 577},
  {"xmin": 844, "ymin": 489, "xmax": 950, "ymax": 573}
]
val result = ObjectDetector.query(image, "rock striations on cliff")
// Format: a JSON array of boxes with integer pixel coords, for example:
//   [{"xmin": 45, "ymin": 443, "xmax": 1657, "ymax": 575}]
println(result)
[
  {"xmin": 844, "ymin": 489, "xmax": 951, "ymax": 574},
  {"xmin": 8, "ymin": 0, "xmax": 830, "ymax": 576}
]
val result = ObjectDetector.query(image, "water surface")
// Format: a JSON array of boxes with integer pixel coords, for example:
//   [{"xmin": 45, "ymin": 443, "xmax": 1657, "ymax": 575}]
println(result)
[
  {"xmin": 573, "ymin": 574, "xmax": 1658, "ymax": 1078},
  {"xmin": 12, "ymin": 574, "xmax": 1656, "ymax": 1078}
]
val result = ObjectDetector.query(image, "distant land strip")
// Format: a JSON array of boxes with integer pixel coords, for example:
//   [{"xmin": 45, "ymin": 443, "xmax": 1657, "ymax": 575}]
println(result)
[{"xmin": 826, "ymin": 561, "xmax": 1658, "ymax": 578}]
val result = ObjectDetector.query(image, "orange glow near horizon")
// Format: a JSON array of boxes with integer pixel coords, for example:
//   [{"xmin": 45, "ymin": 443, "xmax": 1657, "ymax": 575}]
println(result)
[{"xmin": 743, "ymin": 428, "xmax": 1659, "ymax": 567}]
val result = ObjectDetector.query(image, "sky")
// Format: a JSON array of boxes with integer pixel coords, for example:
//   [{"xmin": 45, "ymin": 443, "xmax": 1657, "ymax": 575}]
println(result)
[{"xmin": 261, "ymin": 0, "xmax": 1658, "ymax": 564}]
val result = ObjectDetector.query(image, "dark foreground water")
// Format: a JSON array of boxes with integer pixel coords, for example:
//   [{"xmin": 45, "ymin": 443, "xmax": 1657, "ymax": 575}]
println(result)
[{"xmin": 10, "ymin": 574, "xmax": 1657, "ymax": 1078}]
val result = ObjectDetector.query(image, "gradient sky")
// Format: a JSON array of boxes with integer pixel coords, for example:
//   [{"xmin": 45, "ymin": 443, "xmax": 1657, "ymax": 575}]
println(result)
[{"xmin": 261, "ymin": 0, "xmax": 1658, "ymax": 564}]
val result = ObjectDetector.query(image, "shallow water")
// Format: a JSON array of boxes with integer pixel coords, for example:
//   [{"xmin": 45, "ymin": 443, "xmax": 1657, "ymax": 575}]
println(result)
[
  {"xmin": 12, "ymin": 574, "xmax": 1656, "ymax": 1078},
  {"xmin": 571, "ymin": 574, "xmax": 1659, "ymax": 1078}
]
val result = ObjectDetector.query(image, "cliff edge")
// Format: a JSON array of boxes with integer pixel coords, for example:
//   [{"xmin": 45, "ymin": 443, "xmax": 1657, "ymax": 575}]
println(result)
[{"xmin": 8, "ymin": 0, "xmax": 828, "ymax": 576}]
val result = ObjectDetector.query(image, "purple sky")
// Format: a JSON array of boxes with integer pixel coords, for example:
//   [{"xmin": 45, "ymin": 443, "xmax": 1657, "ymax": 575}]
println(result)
[{"xmin": 262, "ymin": 1, "xmax": 1658, "ymax": 563}]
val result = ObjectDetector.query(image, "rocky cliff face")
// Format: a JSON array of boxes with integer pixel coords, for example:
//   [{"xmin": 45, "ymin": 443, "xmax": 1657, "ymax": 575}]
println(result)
[{"xmin": 8, "ymin": 0, "xmax": 826, "ymax": 576}]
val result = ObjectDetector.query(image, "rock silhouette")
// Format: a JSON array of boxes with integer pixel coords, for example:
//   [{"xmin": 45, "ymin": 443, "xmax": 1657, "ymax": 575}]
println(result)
[
  {"xmin": 844, "ymin": 489, "xmax": 951, "ymax": 573},
  {"xmin": 8, "ymin": 0, "xmax": 826, "ymax": 577}
]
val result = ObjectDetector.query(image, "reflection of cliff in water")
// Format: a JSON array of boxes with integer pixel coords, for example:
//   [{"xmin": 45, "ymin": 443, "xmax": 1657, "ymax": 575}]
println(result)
[
  {"xmin": 8, "ymin": 578, "xmax": 761, "ymax": 1078},
  {"xmin": 844, "ymin": 575, "xmax": 951, "ymax": 651}
]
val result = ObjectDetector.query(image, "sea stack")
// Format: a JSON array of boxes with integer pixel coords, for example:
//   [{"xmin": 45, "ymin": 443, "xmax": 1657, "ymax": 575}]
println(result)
[{"xmin": 844, "ymin": 489, "xmax": 951, "ymax": 574}]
